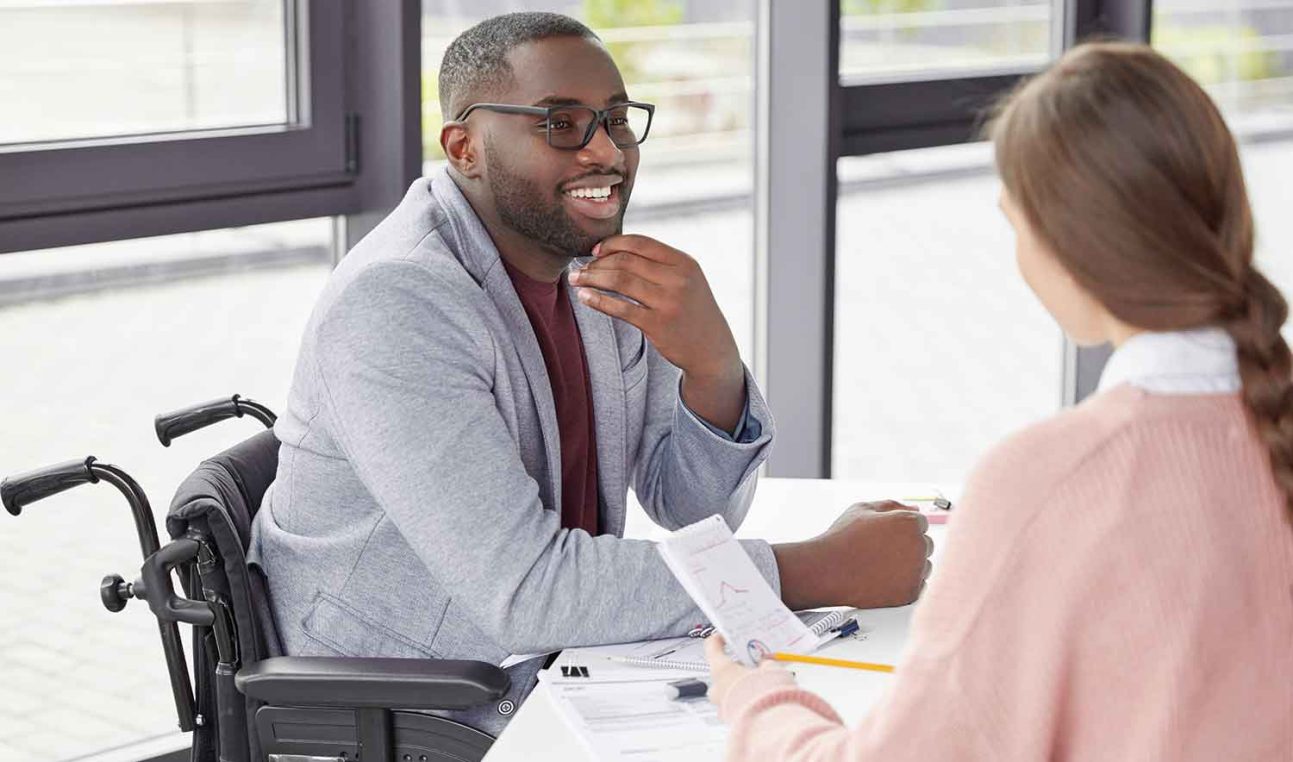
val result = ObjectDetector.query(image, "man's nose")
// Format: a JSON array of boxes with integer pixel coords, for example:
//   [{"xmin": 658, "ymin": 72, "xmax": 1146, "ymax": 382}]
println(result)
[{"xmin": 577, "ymin": 118, "xmax": 625, "ymax": 168}]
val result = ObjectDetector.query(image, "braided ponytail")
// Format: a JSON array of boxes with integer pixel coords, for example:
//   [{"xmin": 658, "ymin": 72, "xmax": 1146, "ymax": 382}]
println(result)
[{"xmin": 1224, "ymin": 269, "xmax": 1293, "ymax": 524}]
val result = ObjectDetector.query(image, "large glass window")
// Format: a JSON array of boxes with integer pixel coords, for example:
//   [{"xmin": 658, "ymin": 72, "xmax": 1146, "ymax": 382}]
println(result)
[
  {"xmin": 829, "ymin": 0, "xmax": 1068, "ymax": 483},
  {"xmin": 1154, "ymin": 0, "xmax": 1293, "ymax": 126},
  {"xmin": 839, "ymin": 0, "xmax": 1056, "ymax": 82},
  {"xmin": 831, "ymin": 144, "xmax": 1063, "ymax": 484},
  {"xmin": 0, "ymin": 220, "xmax": 332, "ymax": 760},
  {"xmin": 0, "ymin": 0, "xmax": 351, "ymax": 255},
  {"xmin": 0, "ymin": 0, "xmax": 290, "ymax": 146},
  {"xmin": 421, "ymin": 1, "xmax": 758, "ymax": 356},
  {"xmin": 1154, "ymin": 1, "xmax": 1293, "ymax": 327}
]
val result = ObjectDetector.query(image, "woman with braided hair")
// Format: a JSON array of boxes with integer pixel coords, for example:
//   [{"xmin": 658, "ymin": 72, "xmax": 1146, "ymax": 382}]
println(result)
[{"xmin": 704, "ymin": 42, "xmax": 1293, "ymax": 761}]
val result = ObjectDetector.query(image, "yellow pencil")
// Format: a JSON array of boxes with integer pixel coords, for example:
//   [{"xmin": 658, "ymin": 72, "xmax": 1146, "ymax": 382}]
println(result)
[{"xmin": 770, "ymin": 652, "xmax": 895, "ymax": 673}]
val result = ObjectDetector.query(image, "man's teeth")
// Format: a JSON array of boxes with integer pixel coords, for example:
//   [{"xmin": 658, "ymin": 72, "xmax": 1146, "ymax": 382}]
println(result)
[{"xmin": 565, "ymin": 186, "xmax": 612, "ymax": 200}]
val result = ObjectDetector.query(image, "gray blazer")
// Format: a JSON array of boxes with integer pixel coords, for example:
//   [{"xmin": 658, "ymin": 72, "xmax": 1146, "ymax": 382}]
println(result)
[{"xmin": 248, "ymin": 169, "xmax": 778, "ymax": 731}]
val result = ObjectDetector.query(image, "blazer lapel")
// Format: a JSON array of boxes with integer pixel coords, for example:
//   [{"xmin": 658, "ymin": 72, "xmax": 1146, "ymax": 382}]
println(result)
[
  {"xmin": 483, "ymin": 266, "xmax": 564, "ymax": 511},
  {"xmin": 429, "ymin": 171, "xmax": 565, "ymax": 509},
  {"xmin": 572, "ymin": 287, "xmax": 628, "ymax": 537}
]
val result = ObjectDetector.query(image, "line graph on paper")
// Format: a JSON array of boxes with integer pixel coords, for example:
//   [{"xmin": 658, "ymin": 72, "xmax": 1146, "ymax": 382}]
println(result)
[{"xmin": 714, "ymin": 580, "xmax": 749, "ymax": 609}]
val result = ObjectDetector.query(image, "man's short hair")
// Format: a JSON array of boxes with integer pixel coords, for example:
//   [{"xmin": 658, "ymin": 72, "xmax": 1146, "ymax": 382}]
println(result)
[{"xmin": 439, "ymin": 12, "xmax": 601, "ymax": 120}]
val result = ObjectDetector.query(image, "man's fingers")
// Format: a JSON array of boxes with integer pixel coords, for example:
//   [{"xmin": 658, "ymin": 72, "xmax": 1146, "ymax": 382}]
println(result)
[
  {"xmin": 575, "ymin": 288, "xmax": 650, "ymax": 328},
  {"xmin": 570, "ymin": 268, "xmax": 664, "ymax": 308},
  {"xmin": 923, "ymin": 560, "xmax": 933, "ymax": 579},
  {"xmin": 867, "ymin": 500, "xmax": 918, "ymax": 513},
  {"xmin": 914, "ymin": 511, "xmax": 929, "ymax": 533},
  {"xmin": 596, "ymin": 233, "xmax": 683, "ymax": 265},
  {"xmin": 925, "ymin": 534, "xmax": 934, "ymax": 558},
  {"xmin": 580, "ymin": 251, "xmax": 671, "ymax": 285}
]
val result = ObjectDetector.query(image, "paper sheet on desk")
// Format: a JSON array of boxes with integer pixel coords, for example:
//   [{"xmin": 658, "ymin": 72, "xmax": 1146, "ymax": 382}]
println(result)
[{"xmin": 546, "ymin": 679, "xmax": 726, "ymax": 761}]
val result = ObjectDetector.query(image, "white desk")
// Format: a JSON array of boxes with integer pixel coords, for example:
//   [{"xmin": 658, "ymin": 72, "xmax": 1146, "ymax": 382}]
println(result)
[{"xmin": 484, "ymin": 479, "xmax": 953, "ymax": 762}]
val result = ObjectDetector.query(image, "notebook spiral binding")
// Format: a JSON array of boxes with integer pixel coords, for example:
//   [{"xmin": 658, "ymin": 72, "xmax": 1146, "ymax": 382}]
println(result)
[{"xmin": 611, "ymin": 610, "xmax": 856, "ymax": 671}]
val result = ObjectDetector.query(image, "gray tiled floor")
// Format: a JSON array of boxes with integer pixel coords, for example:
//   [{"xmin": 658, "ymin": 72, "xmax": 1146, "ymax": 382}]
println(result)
[{"xmin": 1, "ymin": 139, "xmax": 1290, "ymax": 760}]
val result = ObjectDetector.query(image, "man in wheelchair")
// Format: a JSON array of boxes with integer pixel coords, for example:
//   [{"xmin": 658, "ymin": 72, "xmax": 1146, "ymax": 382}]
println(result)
[{"xmin": 250, "ymin": 11, "xmax": 931, "ymax": 737}]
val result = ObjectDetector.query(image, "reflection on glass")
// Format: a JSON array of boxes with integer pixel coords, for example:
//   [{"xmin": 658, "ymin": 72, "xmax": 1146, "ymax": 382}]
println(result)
[
  {"xmin": 832, "ymin": 144, "xmax": 1062, "ymax": 484},
  {"xmin": 0, "ymin": 0, "xmax": 289, "ymax": 146},
  {"xmin": 839, "ymin": 0, "xmax": 1054, "ymax": 82}
]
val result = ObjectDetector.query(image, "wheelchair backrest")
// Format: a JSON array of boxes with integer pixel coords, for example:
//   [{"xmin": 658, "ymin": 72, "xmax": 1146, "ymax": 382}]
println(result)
[
  {"xmin": 166, "ymin": 428, "xmax": 283, "ymax": 659},
  {"xmin": 165, "ymin": 429, "xmax": 282, "ymax": 762}
]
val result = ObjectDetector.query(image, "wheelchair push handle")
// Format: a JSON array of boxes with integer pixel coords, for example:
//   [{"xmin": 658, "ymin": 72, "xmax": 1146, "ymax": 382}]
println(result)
[
  {"xmin": 1, "ymin": 457, "xmax": 96, "ymax": 516},
  {"xmin": 155, "ymin": 394, "xmax": 277, "ymax": 447},
  {"xmin": 139, "ymin": 538, "xmax": 216, "ymax": 627}
]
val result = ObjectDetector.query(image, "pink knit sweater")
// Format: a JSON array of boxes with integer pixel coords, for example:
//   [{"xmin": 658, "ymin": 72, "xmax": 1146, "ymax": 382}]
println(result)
[{"xmin": 720, "ymin": 386, "xmax": 1293, "ymax": 761}]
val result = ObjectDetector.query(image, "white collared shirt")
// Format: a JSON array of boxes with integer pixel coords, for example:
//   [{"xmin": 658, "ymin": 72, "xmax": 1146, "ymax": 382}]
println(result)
[{"xmin": 1097, "ymin": 327, "xmax": 1242, "ymax": 395}]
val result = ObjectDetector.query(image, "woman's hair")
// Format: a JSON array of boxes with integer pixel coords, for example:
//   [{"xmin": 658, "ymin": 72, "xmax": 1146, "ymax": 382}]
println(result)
[{"xmin": 990, "ymin": 41, "xmax": 1293, "ymax": 524}]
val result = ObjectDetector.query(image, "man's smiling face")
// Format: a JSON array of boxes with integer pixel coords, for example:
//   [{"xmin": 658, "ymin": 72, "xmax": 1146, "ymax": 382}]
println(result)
[{"xmin": 473, "ymin": 35, "xmax": 639, "ymax": 257}]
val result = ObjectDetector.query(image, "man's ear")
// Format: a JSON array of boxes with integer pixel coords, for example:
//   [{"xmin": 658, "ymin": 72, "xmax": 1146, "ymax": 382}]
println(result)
[{"xmin": 442, "ymin": 123, "xmax": 482, "ymax": 179}]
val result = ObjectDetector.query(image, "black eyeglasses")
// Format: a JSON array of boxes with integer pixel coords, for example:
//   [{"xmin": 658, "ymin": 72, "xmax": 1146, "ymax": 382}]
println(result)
[{"xmin": 454, "ymin": 101, "xmax": 655, "ymax": 150}]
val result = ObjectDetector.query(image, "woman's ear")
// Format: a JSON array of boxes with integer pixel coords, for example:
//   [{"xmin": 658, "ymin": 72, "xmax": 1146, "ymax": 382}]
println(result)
[{"xmin": 442, "ymin": 123, "xmax": 481, "ymax": 179}]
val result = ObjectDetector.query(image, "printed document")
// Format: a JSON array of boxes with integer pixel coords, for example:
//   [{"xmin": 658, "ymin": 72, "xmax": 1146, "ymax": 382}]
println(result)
[
  {"xmin": 546, "ymin": 679, "xmax": 725, "ymax": 761},
  {"xmin": 658, "ymin": 514, "xmax": 819, "ymax": 666}
]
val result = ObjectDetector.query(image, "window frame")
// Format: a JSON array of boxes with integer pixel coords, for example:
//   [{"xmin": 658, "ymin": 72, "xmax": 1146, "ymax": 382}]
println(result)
[{"xmin": 0, "ymin": 0, "xmax": 424, "ymax": 255}]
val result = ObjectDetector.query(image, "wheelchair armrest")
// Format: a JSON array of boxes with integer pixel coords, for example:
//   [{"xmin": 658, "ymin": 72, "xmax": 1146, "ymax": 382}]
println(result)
[{"xmin": 234, "ymin": 656, "xmax": 510, "ymax": 710}]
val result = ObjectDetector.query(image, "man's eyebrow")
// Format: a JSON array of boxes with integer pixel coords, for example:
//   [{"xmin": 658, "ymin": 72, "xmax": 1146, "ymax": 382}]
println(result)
[{"xmin": 531, "ymin": 96, "xmax": 584, "ymax": 107}]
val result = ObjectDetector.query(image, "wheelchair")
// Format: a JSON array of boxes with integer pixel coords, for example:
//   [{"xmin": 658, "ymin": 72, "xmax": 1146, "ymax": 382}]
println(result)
[{"xmin": 2, "ymin": 394, "xmax": 510, "ymax": 762}]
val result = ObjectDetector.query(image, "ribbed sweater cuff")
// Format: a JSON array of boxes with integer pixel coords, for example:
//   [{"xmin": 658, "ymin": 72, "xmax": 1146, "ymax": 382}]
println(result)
[{"xmin": 720, "ymin": 667, "xmax": 844, "ymax": 725}]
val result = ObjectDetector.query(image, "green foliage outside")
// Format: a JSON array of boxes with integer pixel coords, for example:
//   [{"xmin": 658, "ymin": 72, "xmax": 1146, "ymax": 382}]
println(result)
[
  {"xmin": 423, "ymin": 71, "xmax": 443, "ymax": 160},
  {"xmin": 841, "ymin": 0, "xmax": 937, "ymax": 15},
  {"xmin": 582, "ymin": 0, "xmax": 684, "ymax": 88},
  {"xmin": 1154, "ymin": 23, "xmax": 1278, "ymax": 86},
  {"xmin": 583, "ymin": 0, "xmax": 682, "ymax": 29}
]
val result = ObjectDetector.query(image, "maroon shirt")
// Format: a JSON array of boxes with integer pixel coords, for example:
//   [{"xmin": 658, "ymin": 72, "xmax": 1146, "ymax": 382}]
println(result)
[{"xmin": 503, "ymin": 260, "xmax": 601, "ymax": 535}]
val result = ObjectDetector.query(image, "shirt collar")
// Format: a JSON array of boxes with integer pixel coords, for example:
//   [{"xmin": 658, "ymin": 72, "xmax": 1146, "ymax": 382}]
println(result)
[{"xmin": 1097, "ymin": 326, "xmax": 1241, "ymax": 395}]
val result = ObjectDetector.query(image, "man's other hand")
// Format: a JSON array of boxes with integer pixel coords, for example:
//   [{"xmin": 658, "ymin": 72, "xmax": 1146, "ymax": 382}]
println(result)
[{"xmin": 773, "ymin": 501, "xmax": 933, "ymax": 611}]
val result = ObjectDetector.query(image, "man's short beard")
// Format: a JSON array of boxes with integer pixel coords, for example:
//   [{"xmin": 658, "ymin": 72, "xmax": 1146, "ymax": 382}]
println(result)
[{"xmin": 484, "ymin": 136, "xmax": 625, "ymax": 258}]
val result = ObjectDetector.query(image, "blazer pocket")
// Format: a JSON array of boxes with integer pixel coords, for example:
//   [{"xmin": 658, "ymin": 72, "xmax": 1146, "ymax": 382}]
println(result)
[
  {"xmin": 621, "ymin": 337, "xmax": 649, "ymax": 393},
  {"xmin": 300, "ymin": 591, "xmax": 442, "ymax": 660}
]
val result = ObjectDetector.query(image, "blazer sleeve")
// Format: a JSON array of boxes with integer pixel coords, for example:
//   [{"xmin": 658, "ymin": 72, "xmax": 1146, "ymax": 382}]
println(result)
[{"xmin": 626, "ymin": 340, "xmax": 780, "ymax": 590}]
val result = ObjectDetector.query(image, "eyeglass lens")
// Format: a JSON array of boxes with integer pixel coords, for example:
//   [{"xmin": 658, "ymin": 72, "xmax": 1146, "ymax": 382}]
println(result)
[{"xmin": 548, "ymin": 105, "xmax": 651, "ymax": 148}]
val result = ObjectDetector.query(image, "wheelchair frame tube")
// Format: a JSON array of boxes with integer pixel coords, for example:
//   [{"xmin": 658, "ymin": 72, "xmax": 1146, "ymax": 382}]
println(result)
[{"xmin": 89, "ymin": 462, "xmax": 198, "ymax": 733}]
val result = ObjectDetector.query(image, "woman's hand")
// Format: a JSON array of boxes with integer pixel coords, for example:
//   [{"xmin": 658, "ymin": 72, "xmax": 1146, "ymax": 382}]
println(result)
[{"xmin": 704, "ymin": 634, "xmax": 783, "ymax": 707}]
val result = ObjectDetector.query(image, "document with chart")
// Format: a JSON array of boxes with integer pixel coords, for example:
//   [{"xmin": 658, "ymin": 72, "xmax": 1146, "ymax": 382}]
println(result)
[{"xmin": 658, "ymin": 514, "xmax": 819, "ymax": 666}]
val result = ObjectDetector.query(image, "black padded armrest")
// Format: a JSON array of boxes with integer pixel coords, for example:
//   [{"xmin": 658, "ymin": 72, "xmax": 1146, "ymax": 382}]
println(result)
[{"xmin": 235, "ymin": 656, "xmax": 510, "ymax": 710}]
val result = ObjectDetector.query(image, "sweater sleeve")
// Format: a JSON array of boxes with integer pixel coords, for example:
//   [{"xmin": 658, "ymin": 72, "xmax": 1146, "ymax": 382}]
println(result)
[{"xmin": 718, "ymin": 654, "xmax": 994, "ymax": 761}]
